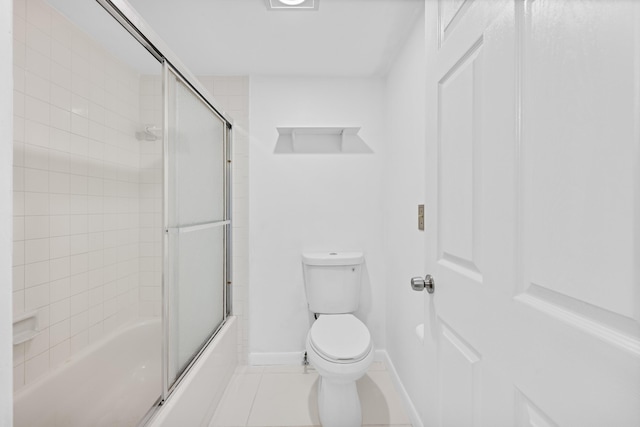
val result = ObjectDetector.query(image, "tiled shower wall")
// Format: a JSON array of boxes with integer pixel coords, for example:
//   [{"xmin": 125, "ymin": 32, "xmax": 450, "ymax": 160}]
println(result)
[
  {"xmin": 197, "ymin": 76, "xmax": 250, "ymax": 365},
  {"xmin": 12, "ymin": 0, "xmax": 162, "ymax": 391},
  {"xmin": 12, "ymin": 0, "xmax": 250, "ymax": 393}
]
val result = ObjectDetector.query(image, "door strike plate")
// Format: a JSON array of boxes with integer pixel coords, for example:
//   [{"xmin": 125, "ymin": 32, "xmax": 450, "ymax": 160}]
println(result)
[{"xmin": 418, "ymin": 204, "xmax": 424, "ymax": 231}]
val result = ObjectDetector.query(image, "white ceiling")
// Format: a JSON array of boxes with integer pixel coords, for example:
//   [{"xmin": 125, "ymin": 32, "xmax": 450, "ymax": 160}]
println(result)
[{"xmin": 125, "ymin": 0, "xmax": 424, "ymax": 77}]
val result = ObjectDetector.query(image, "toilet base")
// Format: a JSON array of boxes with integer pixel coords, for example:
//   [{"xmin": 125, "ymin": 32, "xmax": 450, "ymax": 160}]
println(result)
[{"xmin": 317, "ymin": 376, "xmax": 362, "ymax": 427}]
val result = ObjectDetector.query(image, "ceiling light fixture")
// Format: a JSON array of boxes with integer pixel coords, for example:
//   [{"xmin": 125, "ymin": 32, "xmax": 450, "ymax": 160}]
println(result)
[{"xmin": 265, "ymin": 0, "xmax": 319, "ymax": 11}]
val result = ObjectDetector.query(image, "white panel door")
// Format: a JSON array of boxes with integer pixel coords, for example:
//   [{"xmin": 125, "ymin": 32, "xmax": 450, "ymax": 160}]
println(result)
[{"xmin": 423, "ymin": 1, "xmax": 640, "ymax": 426}]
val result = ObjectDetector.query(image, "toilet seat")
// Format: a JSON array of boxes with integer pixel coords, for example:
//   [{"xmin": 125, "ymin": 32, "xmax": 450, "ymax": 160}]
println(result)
[{"xmin": 309, "ymin": 314, "xmax": 372, "ymax": 363}]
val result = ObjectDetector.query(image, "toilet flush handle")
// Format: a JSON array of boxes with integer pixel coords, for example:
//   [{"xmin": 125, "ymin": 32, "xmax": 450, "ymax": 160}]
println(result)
[{"xmin": 410, "ymin": 275, "xmax": 435, "ymax": 294}]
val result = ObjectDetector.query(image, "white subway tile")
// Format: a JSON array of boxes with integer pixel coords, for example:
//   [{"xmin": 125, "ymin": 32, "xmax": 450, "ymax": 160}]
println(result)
[
  {"xmin": 25, "ymin": 238, "xmax": 49, "ymax": 264},
  {"xmin": 70, "ymin": 291, "xmax": 89, "ymax": 316},
  {"xmin": 88, "ymin": 304, "xmax": 103, "ymax": 325},
  {"xmin": 69, "ymin": 311, "xmax": 88, "ymax": 336},
  {"xmin": 49, "ymin": 236, "xmax": 70, "ymax": 258},
  {"xmin": 24, "ymin": 281, "xmax": 49, "ymax": 309},
  {"xmin": 37, "ymin": 305, "xmax": 50, "ymax": 329},
  {"xmin": 24, "ymin": 71, "xmax": 50, "ymax": 102},
  {"xmin": 49, "ymin": 193, "xmax": 69, "ymax": 215},
  {"xmin": 49, "ymin": 319, "xmax": 69, "ymax": 346},
  {"xmin": 50, "ymin": 106, "xmax": 70, "ymax": 132},
  {"xmin": 13, "ymin": 343, "xmax": 25, "ymax": 367},
  {"xmin": 69, "ymin": 232, "xmax": 89, "ymax": 255},
  {"xmin": 24, "ymin": 168, "xmax": 49, "ymax": 193},
  {"xmin": 48, "ymin": 171, "xmax": 70, "ymax": 194},
  {"xmin": 71, "ymin": 73, "xmax": 90, "ymax": 99},
  {"xmin": 25, "ymin": 350, "xmax": 49, "ymax": 385},
  {"xmin": 50, "ymin": 39, "xmax": 71, "ymax": 68},
  {"xmin": 24, "ymin": 119, "xmax": 49, "ymax": 148},
  {"xmin": 24, "ymin": 327, "xmax": 49, "ymax": 360},
  {"xmin": 70, "ymin": 93, "xmax": 89, "ymax": 117},
  {"xmin": 49, "ymin": 339, "xmax": 70, "ymax": 370},
  {"xmin": 25, "ymin": 25, "xmax": 50, "ymax": 58},
  {"xmin": 50, "ymin": 10, "xmax": 71, "ymax": 45},
  {"xmin": 68, "ymin": 154, "xmax": 88, "ymax": 176},
  {"xmin": 13, "ymin": 166, "xmax": 25, "ymax": 191},
  {"xmin": 13, "ymin": 265, "xmax": 25, "ymax": 291},
  {"xmin": 88, "ymin": 286, "xmax": 103, "ymax": 307},
  {"xmin": 25, "ymin": 0, "xmax": 51, "ymax": 35},
  {"xmin": 25, "ymin": 47, "xmax": 50, "ymax": 80},
  {"xmin": 69, "ymin": 133, "xmax": 88, "ymax": 156},
  {"xmin": 49, "ymin": 277, "xmax": 70, "ymax": 302},
  {"xmin": 23, "ymin": 144, "xmax": 47, "ymax": 171},
  {"xmin": 49, "ymin": 214, "xmax": 70, "ymax": 237},
  {"xmin": 49, "ymin": 129, "xmax": 70, "ymax": 154},
  {"xmin": 24, "ymin": 95, "xmax": 49, "ymax": 125},
  {"xmin": 49, "ymin": 298, "xmax": 70, "ymax": 324},
  {"xmin": 24, "ymin": 192, "xmax": 49, "ymax": 215},
  {"xmin": 49, "ymin": 257, "xmax": 70, "ymax": 281},
  {"xmin": 69, "ymin": 175, "xmax": 88, "ymax": 195},
  {"xmin": 50, "ymin": 62, "xmax": 71, "ymax": 90},
  {"xmin": 13, "ymin": 289, "xmax": 25, "ymax": 318},
  {"xmin": 13, "ymin": 363, "xmax": 25, "ymax": 392},
  {"xmin": 69, "ymin": 214, "xmax": 88, "ymax": 235}
]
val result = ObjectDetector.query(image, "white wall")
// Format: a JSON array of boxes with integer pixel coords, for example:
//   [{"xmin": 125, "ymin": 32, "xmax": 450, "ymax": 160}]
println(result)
[
  {"xmin": 383, "ymin": 11, "xmax": 427, "ymax": 425},
  {"xmin": 249, "ymin": 77, "xmax": 386, "ymax": 360},
  {"xmin": 0, "ymin": 0, "xmax": 12, "ymax": 423}
]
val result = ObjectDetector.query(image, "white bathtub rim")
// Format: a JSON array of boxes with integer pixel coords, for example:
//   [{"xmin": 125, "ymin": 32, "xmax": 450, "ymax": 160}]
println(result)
[{"xmin": 146, "ymin": 315, "xmax": 237, "ymax": 427}]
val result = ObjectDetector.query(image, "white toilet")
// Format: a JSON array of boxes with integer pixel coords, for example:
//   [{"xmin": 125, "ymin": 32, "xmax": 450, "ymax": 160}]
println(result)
[{"xmin": 302, "ymin": 252, "xmax": 374, "ymax": 427}]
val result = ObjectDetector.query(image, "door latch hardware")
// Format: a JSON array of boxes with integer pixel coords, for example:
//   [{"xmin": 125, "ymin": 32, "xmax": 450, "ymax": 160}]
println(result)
[{"xmin": 410, "ymin": 274, "xmax": 435, "ymax": 294}]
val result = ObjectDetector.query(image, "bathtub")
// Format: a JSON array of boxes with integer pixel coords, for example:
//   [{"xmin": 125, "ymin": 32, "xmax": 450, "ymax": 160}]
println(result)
[
  {"xmin": 14, "ymin": 316, "xmax": 238, "ymax": 427},
  {"xmin": 14, "ymin": 319, "xmax": 162, "ymax": 427},
  {"xmin": 147, "ymin": 316, "xmax": 237, "ymax": 427}
]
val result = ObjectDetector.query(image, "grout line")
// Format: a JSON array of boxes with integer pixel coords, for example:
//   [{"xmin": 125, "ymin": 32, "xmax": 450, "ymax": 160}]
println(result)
[{"xmin": 243, "ymin": 370, "xmax": 264, "ymax": 427}]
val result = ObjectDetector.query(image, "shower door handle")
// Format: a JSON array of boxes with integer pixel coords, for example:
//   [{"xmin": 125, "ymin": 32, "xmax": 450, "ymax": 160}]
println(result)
[{"xmin": 411, "ymin": 275, "xmax": 435, "ymax": 294}]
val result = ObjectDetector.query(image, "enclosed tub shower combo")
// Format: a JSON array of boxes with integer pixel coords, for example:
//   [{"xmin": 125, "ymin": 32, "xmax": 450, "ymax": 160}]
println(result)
[{"xmin": 12, "ymin": 0, "xmax": 235, "ymax": 425}]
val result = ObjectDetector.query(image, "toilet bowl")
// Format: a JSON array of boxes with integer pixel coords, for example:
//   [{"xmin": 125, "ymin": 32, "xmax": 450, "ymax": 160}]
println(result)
[{"xmin": 306, "ymin": 314, "xmax": 374, "ymax": 427}]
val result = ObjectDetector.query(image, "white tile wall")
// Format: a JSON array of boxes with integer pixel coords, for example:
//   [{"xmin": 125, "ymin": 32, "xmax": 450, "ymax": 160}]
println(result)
[
  {"xmin": 12, "ymin": 0, "xmax": 162, "ymax": 392},
  {"xmin": 138, "ymin": 74, "xmax": 163, "ymax": 318},
  {"xmin": 13, "ymin": 0, "xmax": 249, "ymax": 393}
]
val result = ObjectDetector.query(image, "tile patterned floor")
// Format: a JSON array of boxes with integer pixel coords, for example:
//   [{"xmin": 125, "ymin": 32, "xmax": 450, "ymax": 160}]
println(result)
[{"xmin": 209, "ymin": 362, "xmax": 412, "ymax": 427}]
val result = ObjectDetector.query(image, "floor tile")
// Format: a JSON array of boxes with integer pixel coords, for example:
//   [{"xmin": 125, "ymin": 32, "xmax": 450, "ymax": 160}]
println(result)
[
  {"xmin": 211, "ymin": 364, "xmax": 412, "ymax": 427},
  {"xmin": 247, "ymin": 372, "xmax": 321, "ymax": 427},
  {"xmin": 358, "ymin": 371, "xmax": 411, "ymax": 426},
  {"xmin": 210, "ymin": 373, "xmax": 262, "ymax": 427},
  {"xmin": 368, "ymin": 361, "xmax": 387, "ymax": 371}
]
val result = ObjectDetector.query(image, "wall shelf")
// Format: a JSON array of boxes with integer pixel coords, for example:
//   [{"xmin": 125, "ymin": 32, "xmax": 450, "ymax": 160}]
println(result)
[{"xmin": 275, "ymin": 127, "xmax": 372, "ymax": 154}]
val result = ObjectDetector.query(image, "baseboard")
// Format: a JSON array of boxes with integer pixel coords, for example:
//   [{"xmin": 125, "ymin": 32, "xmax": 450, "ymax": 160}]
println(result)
[
  {"xmin": 249, "ymin": 351, "xmax": 305, "ymax": 365},
  {"xmin": 380, "ymin": 350, "xmax": 424, "ymax": 427}
]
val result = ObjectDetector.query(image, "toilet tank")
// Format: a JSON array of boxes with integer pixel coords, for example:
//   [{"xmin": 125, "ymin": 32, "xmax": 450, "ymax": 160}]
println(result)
[{"xmin": 302, "ymin": 252, "xmax": 364, "ymax": 314}]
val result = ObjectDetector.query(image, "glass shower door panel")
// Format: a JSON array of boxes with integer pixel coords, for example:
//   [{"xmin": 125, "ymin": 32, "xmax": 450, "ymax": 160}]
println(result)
[
  {"xmin": 175, "ymin": 227, "xmax": 225, "ymax": 375},
  {"xmin": 167, "ymin": 70, "xmax": 228, "ymax": 386},
  {"xmin": 173, "ymin": 80, "xmax": 225, "ymax": 225}
]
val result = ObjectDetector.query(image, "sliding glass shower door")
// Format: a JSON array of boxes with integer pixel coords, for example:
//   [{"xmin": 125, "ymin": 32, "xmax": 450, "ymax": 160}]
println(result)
[{"xmin": 164, "ymin": 65, "xmax": 230, "ymax": 390}]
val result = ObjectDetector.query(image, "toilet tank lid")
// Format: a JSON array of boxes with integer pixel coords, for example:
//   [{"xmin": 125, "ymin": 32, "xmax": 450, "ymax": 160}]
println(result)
[{"xmin": 302, "ymin": 252, "xmax": 364, "ymax": 266}]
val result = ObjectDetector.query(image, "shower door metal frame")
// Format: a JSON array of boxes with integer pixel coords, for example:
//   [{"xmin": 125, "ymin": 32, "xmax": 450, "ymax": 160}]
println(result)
[
  {"xmin": 95, "ymin": 0, "xmax": 234, "ymax": 416},
  {"xmin": 162, "ymin": 62, "xmax": 233, "ymax": 400}
]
